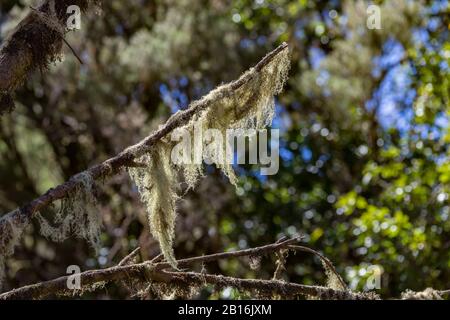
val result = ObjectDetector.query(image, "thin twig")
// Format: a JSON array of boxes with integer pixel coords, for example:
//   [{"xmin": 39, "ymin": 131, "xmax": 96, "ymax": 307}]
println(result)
[
  {"xmin": 150, "ymin": 253, "xmax": 164, "ymax": 263},
  {"xmin": 289, "ymin": 245, "xmax": 347, "ymax": 290},
  {"xmin": 61, "ymin": 37, "xmax": 84, "ymax": 65},
  {"xmin": 275, "ymin": 235, "xmax": 288, "ymax": 243},
  {"xmin": 108, "ymin": 214, "xmax": 135, "ymax": 263}
]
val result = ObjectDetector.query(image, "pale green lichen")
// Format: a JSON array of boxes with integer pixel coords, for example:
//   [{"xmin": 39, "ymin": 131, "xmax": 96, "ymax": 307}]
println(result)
[{"xmin": 129, "ymin": 48, "xmax": 290, "ymax": 268}]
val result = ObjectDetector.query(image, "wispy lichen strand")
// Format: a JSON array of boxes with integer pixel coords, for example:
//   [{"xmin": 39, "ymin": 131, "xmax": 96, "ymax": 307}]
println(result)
[{"xmin": 129, "ymin": 145, "xmax": 179, "ymax": 267}]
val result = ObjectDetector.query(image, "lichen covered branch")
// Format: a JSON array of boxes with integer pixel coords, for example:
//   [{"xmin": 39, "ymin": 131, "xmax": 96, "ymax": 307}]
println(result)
[
  {"xmin": 0, "ymin": 237, "xmax": 376, "ymax": 300},
  {"xmin": 0, "ymin": 42, "xmax": 290, "ymax": 272},
  {"xmin": 0, "ymin": 0, "xmax": 100, "ymax": 115}
]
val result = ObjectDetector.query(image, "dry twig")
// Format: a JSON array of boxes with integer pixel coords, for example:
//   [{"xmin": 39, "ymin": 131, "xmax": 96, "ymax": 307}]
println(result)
[{"xmin": 0, "ymin": 0, "xmax": 97, "ymax": 114}]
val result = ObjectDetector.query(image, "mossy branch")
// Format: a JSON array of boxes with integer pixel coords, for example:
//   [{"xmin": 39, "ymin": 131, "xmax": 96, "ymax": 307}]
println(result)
[{"xmin": 0, "ymin": 237, "xmax": 376, "ymax": 300}]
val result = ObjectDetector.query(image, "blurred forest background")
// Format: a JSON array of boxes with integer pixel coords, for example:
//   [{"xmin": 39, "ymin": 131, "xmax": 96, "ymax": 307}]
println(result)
[{"xmin": 0, "ymin": 0, "xmax": 448, "ymax": 299}]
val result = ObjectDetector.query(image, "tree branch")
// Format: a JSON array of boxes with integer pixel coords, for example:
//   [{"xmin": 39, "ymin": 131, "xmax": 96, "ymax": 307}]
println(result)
[
  {"xmin": 0, "ymin": 237, "xmax": 373, "ymax": 300},
  {"xmin": 0, "ymin": 42, "xmax": 289, "ymax": 253},
  {"xmin": 0, "ymin": 0, "xmax": 97, "ymax": 115}
]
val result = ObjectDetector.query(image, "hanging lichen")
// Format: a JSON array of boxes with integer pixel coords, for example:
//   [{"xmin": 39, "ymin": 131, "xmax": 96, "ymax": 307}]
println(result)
[
  {"xmin": 36, "ymin": 171, "xmax": 102, "ymax": 253},
  {"xmin": 321, "ymin": 259, "xmax": 346, "ymax": 291},
  {"xmin": 129, "ymin": 142, "xmax": 179, "ymax": 268},
  {"xmin": 401, "ymin": 288, "xmax": 444, "ymax": 300},
  {"xmin": 0, "ymin": 209, "xmax": 29, "ymax": 289},
  {"xmin": 129, "ymin": 47, "xmax": 290, "ymax": 267}
]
